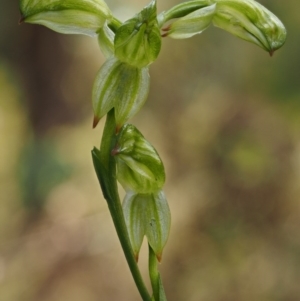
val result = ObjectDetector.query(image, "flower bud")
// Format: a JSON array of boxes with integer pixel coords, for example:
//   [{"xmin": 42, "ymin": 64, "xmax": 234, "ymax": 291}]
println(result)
[
  {"xmin": 112, "ymin": 124, "xmax": 165, "ymax": 194},
  {"xmin": 162, "ymin": 4, "xmax": 216, "ymax": 39},
  {"xmin": 92, "ymin": 58, "xmax": 150, "ymax": 128},
  {"xmin": 213, "ymin": 0, "xmax": 286, "ymax": 55},
  {"xmin": 19, "ymin": 0, "xmax": 111, "ymax": 37},
  {"xmin": 123, "ymin": 190, "xmax": 171, "ymax": 261},
  {"xmin": 114, "ymin": 0, "xmax": 161, "ymax": 68}
]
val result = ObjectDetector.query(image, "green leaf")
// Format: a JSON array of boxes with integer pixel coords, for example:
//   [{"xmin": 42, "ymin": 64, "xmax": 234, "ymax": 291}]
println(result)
[
  {"xmin": 19, "ymin": 0, "xmax": 111, "ymax": 37},
  {"xmin": 213, "ymin": 0, "xmax": 287, "ymax": 54},
  {"xmin": 163, "ymin": 4, "xmax": 216, "ymax": 39},
  {"xmin": 114, "ymin": 0, "xmax": 161, "ymax": 68},
  {"xmin": 122, "ymin": 191, "xmax": 171, "ymax": 261},
  {"xmin": 92, "ymin": 58, "xmax": 150, "ymax": 128},
  {"xmin": 113, "ymin": 124, "xmax": 165, "ymax": 194}
]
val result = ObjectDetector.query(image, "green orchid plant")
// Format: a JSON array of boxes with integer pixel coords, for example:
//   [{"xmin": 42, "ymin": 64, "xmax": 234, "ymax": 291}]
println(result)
[{"xmin": 19, "ymin": 0, "xmax": 286, "ymax": 300}]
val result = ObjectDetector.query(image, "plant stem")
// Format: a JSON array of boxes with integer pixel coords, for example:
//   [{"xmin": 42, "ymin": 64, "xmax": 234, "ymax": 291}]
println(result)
[
  {"xmin": 92, "ymin": 109, "xmax": 152, "ymax": 301},
  {"xmin": 149, "ymin": 244, "xmax": 168, "ymax": 301},
  {"xmin": 149, "ymin": 244, "xmax": 159, "ymax": 301},
  {"xmin": 108, "ymin": 16, "xmax": 122, "ymax": 33}
]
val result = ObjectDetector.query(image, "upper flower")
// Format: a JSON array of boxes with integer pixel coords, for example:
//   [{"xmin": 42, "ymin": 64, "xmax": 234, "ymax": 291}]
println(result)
[
  {"xmin": 19, "ymin": 0, "xmax": 111, "ymax": 37},
  {"xmin": 159, "ymin": 0, "xmax": 286, "ymax": 55},
  {"xmin": 114, "ymin": 0, "xmax": 162, "ymax": 68}
]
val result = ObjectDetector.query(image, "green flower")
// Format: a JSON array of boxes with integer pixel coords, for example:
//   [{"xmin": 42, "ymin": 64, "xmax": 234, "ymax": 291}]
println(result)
[
  {"xmin": 213, "ymin": 0, "xmax": 287, "ymax": 55},
  {"xmin": 113, "ymin": 124, "xmax": 165, "ymax": 194},
  {"xmin": 92, "ymin": 59, "xmax": 150, "ymax": 128},
  {"xmin": 114, "ymin": 0, "xmax": 161, "ymax": 68},
  {"xmin": 159, "ymin": 0, "xmax": 286, "ymax": 54},
  {"xmin": 19, "ymin": 0, "xmax": 111, "ymax": 37}
]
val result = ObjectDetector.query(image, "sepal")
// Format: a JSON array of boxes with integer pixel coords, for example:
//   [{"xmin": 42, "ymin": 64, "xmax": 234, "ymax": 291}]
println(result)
[
  {"xmin": 98, "ymin": 22, "xmax": 115, "ymax": 58},
  {"xmin": 162, "ymin": 4, "xmax": 216, "ymax": 39},
  {"xmin": 113, "ymin": 124, "xmax": 165, "ymax": 194},
  {"xmin": 158, "ymin": 0, "xmax": 213, "ymax": 27},
  {"xmin": 122, "ymin": 192, "xmax": 146, "ymax": 260},
  {"xmin": 144, "ymin": 191, "xmax": 171, "ymax": 262},
  {"xmin": 19, "ymin": 0, "xmax": 111, "ymax": 37},
  {"xmin": 114, "ymin": 0, "xmax": 161, "ymax": 68}
]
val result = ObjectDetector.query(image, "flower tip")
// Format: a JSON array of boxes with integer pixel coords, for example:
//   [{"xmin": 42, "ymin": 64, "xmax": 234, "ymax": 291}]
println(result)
[
  {"xmin": 134, "ymin": 252, "xmax": 139, "ymax": 262},
  {"xmin": 116, "ymin": 124, "xmax": 122, "ymax": 134},
  {"xmin": 161, "ymin": 25, "xmax": 170, "ymax": 38},
  {"xmin": 93, "ymin": 116, "xmax": 100, "ymax": 129},
  {"xmin": 156, "ymin": 252, "xmax": 162, "ymax": 263},
  {"xmin": 111, "ymin": 146, "xmax": 120, "ymax": 156},
  {"xmin": 19, "ymin": 15, "xmax": 25, "ymax": 24},
  {"xmin": 162, "ymin": 25, "xmax": 170, "ymax": 32},
  {"xmin": 269, "ymin": 49, "xmax": 275, "ymax": 57}
]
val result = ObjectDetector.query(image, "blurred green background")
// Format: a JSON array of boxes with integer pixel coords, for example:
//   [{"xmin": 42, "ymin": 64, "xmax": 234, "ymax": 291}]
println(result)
[{"xmin": 1, "ymin": 1, "xmax": 300, "ymax": 300}]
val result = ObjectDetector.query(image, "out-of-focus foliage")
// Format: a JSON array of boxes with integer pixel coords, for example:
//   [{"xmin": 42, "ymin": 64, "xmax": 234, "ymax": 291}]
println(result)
[{"xmin": 0, "ymin": 0, "xmax": 300, "ymax": 301}]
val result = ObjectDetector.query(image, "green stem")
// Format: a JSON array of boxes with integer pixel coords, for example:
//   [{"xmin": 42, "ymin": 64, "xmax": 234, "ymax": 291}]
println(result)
[
  {"xmin": 148, "ymin": 244, "xmax": 168, "ymax": 301},
  {"xmin": 108, "ymin": 16, "xmax": 122, "ymax": 33},
  {"xmin": 92, "ymin": 109, "xmax": 151, "ymax": 301},
  {"xmin": 149, "ymin": 244, "xmax": 160, "ymax": 301}
]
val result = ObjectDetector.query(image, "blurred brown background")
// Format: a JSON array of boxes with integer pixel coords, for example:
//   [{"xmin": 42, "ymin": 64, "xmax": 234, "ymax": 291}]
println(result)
[{"xmin": 0, "ymin": 0, "xmax": 299, "ymax": 300}]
